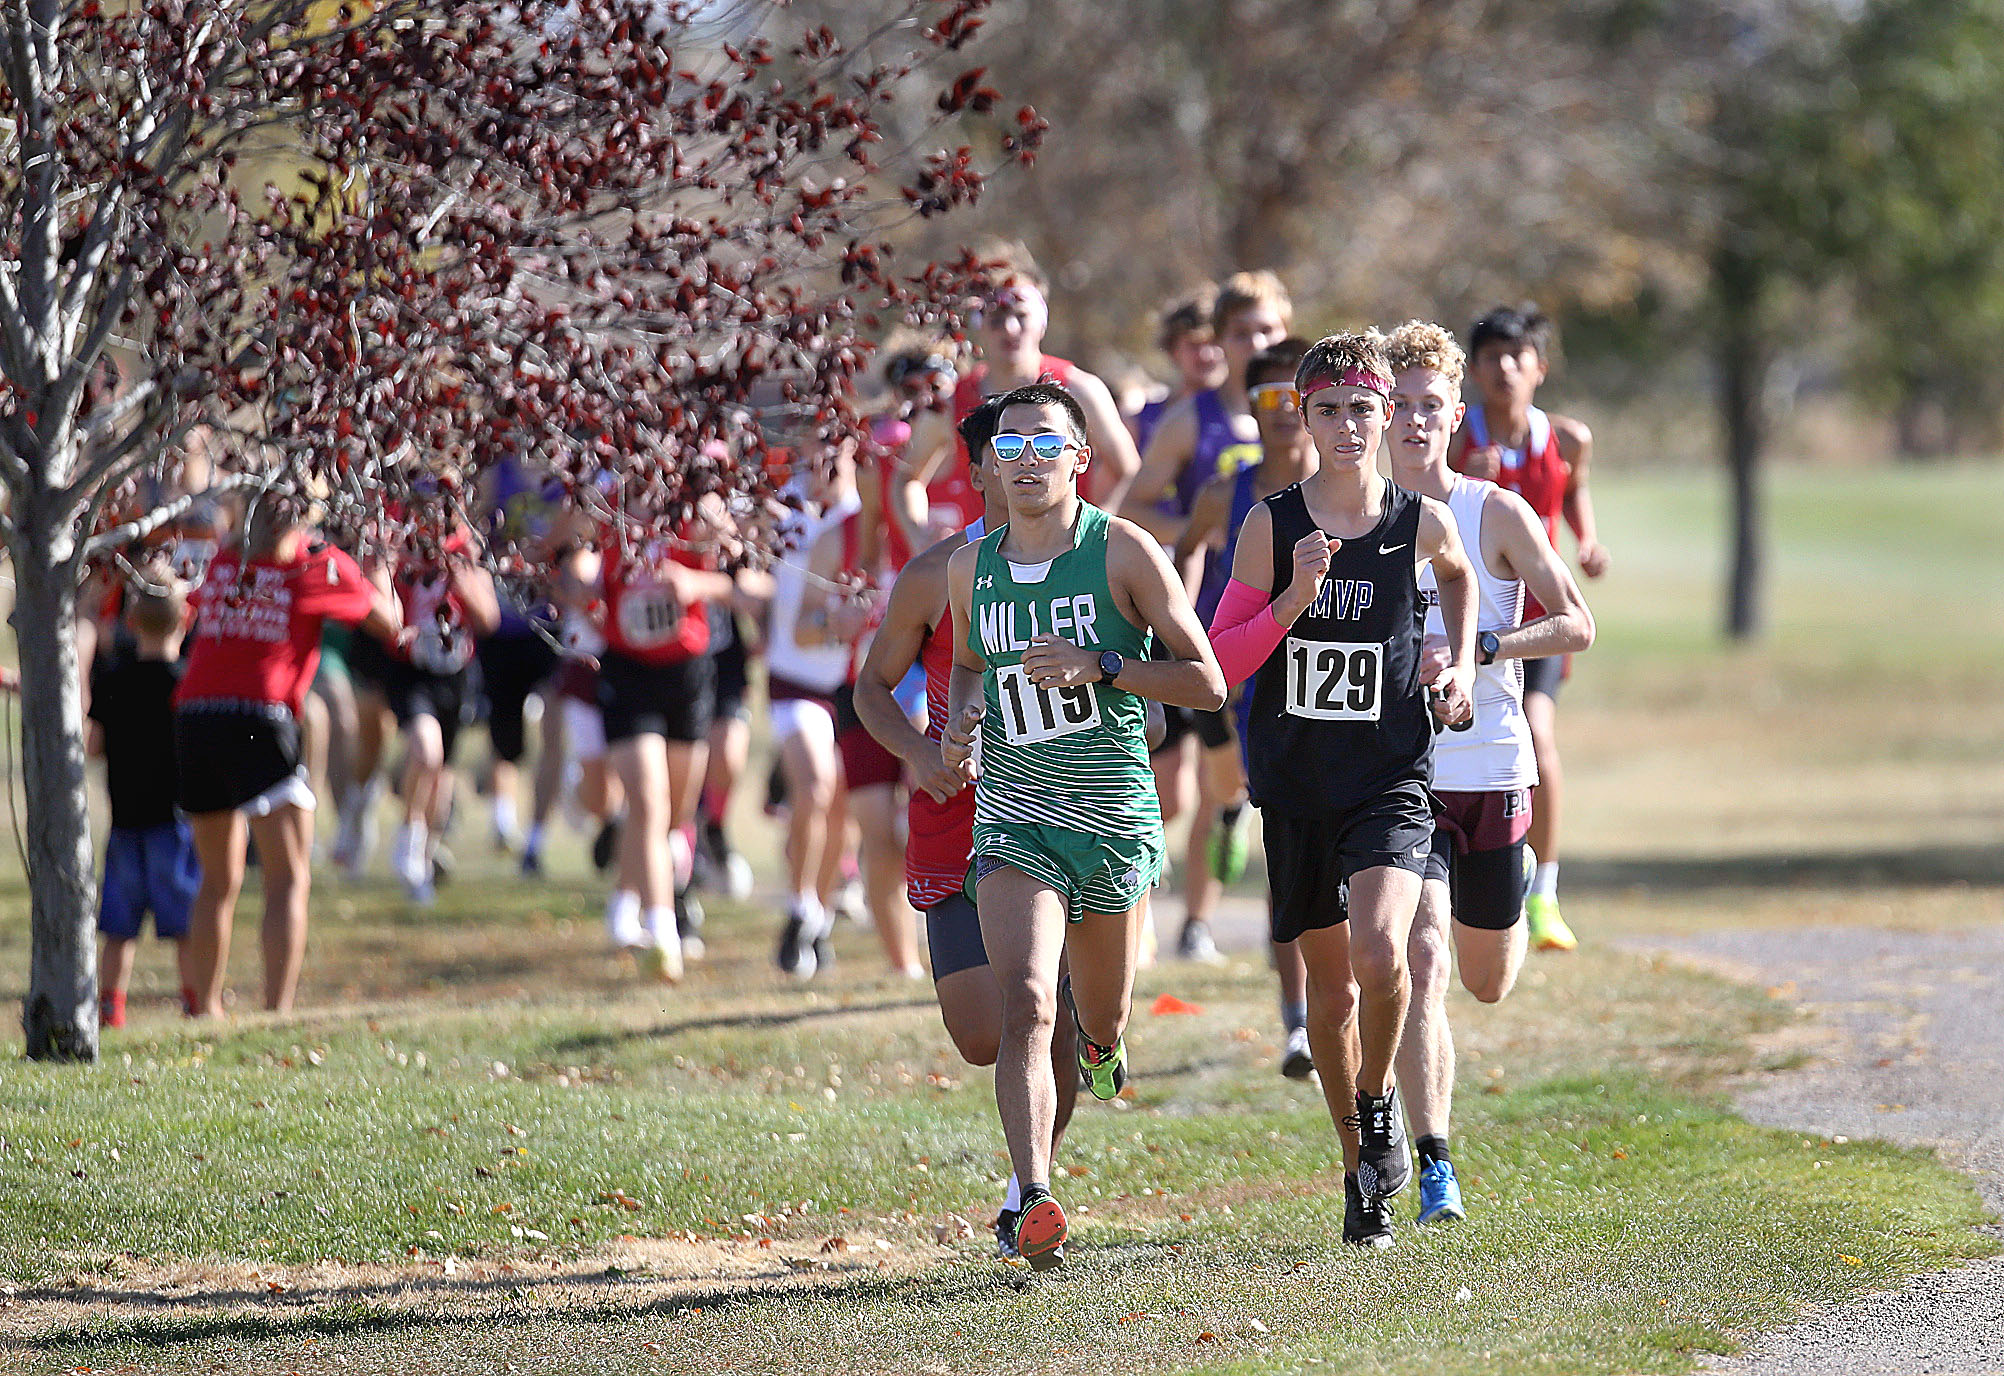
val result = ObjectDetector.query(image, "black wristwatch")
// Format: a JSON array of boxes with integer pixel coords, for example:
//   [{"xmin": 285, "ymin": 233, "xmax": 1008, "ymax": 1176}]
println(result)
[
  {"xmin": 1097, "ymin": 649, "xmax": 1124, "ymax": 684},
  {"xmin": 1476, "ymin": 630, "xmax": 1501, "ymax": 666}
]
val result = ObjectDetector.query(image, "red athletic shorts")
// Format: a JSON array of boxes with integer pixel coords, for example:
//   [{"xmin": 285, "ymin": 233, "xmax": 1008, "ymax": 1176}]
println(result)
[{"xmin": 906, "ymin": 783, "xmax": 973, "ymax": 911}]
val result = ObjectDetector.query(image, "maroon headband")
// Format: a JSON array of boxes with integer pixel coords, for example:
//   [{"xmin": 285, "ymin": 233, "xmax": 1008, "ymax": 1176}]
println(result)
[{"xmin": 1300, "ymin": 365, "xmax": 1392, "ymax": 401}]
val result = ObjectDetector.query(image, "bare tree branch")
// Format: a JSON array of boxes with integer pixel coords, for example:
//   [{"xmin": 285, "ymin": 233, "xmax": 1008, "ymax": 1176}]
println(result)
[{"xmin": 82, "ymin": 469, "xmax": 260, "ymax": 563}]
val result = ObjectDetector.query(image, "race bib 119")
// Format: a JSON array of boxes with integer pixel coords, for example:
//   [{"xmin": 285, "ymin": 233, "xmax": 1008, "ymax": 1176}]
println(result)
[{"xmin": 993, "ymin": 663, "xmax": 1101, "ymax": 745}]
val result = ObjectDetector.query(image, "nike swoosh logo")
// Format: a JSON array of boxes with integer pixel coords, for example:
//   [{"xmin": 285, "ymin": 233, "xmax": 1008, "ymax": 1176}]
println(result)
[{"xmin": 1379, "ymin": 542, "xmax": 1408, "ymax": 555}]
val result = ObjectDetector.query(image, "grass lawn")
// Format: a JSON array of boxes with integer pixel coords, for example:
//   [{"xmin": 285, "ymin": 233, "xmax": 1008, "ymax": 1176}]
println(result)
[{"xmin": 0, "ymin": 461, "xmax": 1999, "ymax": 1374}]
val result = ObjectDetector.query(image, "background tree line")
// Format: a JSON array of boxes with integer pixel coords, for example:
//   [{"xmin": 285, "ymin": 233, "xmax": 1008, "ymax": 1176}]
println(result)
[{"xmin": 880, "ymin": 0, "xmax": 2004, "ymax": 635}]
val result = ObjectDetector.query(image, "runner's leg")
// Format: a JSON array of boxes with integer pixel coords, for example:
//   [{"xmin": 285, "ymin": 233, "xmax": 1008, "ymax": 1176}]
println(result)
[
  {"xmin": 1396, "ymin": 877, "xmax": 1454, "ymax": 1145},
  {"xmin": 1345, "ymin": 863, "xmax": 1420, "ymax": 1096},
  {"xmin": 184, "ymin": 809, "xmax": 247, "ymax": 1017},
  {"xmin": 1294, "ymin": 921, "xmax": 1363, "ymax": 1170},
  {"xmin": 975, "ymin": 864, "xmax": 1070, "ymax": 1189},
  {"xmin": 850, "ymin": 782, "xmax": 922, "ymax": 975},
  {"xmin": 249, "ymin": 802, "xmax": 314, "ymax": 1012}
]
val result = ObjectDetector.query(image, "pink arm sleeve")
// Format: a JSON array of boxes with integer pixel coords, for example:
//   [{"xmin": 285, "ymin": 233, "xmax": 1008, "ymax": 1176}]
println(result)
[{"xmin": 1207, "ymin": 578, "xmax": 1289, "ymax": 688}]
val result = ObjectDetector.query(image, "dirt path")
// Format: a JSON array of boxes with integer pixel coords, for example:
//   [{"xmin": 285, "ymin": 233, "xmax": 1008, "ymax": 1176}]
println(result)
[{"xmin": 1648, "ymin": 925, "xmax": 2004, "ymax": 1376}]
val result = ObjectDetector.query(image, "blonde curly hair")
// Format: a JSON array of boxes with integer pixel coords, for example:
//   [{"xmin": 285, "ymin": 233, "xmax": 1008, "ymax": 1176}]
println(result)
[{"xmin": 1384, "ymin": 319, "xmax": 1467, "ymax": 388}]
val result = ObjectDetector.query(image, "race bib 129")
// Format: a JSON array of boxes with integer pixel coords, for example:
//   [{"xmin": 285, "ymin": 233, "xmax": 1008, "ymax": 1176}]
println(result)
[{"xmin": 1285, "ymin": 638, "xmax": 1382, "ymax": 722}]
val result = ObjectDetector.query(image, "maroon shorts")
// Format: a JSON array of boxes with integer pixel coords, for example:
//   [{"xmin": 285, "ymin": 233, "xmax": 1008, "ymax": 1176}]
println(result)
[
  {"xmin": 1432, "ymin": 787, "xmax": 1532, "ymax": 856},
  {"xmin": 838, "ymin": 722, "xmax": 903, "ymax": 790},
  {"xmin": 1424, "ymin": 787, "xmax": 1533, "ymax": 930}
]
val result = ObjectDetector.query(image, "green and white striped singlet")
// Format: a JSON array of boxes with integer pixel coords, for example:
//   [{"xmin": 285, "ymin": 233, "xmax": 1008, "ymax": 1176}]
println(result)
[{"xmin": 966, "ymin": 503, "xmax": 1158, "ymax": 839}]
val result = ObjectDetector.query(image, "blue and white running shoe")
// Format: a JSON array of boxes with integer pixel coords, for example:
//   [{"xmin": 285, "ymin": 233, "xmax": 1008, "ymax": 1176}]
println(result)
[{"xmin": 1416, "ymin": 1159, "xmax": 1467, "ymax": 1224}]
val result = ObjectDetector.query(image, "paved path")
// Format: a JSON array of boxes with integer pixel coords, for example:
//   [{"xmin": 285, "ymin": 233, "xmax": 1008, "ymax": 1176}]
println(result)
[
  {"xmin": 1647, "ymin": 926, "xmax": 2004, "ymax": 1376},
  {"xmin": 1194, "ymin": 896, "xmax": 2004, "ymax": 1372}
]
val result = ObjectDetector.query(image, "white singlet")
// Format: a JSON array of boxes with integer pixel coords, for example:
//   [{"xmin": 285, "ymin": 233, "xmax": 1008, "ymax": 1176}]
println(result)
[
  {"xmin": 1420, "ymin": 475, "xmax": 1537, "ymax": 792},
  {"xmin": 765, "ymin": 494, "xmax": 862, "ymax": 697}
]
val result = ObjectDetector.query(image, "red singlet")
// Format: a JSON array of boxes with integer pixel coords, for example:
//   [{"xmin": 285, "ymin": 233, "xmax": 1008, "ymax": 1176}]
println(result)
[{"xmin": 937, "ymin": 355, "xmax": 1083, "ymax": 529}]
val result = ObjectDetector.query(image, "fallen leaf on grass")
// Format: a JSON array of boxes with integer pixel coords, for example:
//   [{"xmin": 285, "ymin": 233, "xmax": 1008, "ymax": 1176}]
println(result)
[
  {"xmin": 933, "ymin": 1215, "xmax": 974, "ymax": 1243},
  {"xmin": 819, "ymin": 1236, "xmax": 849, "ymax": 1254},
  {"xmin": 1195, "ymin": 1331, "xmax": 1218, "ymax": 1344},
  {"xmin": 1150, "ymin": 993, "xmax": 1203, "ymax": 1016},
  {"xmin": 1840, "ymin": 1254, "xmax": 1864, "ymax": 1266}
]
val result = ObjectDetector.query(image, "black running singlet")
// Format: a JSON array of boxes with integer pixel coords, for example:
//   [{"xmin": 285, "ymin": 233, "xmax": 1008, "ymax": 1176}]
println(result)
[{"xmin": 1244, "ymin": 480, "xmax": 1432, "ymax": 815}]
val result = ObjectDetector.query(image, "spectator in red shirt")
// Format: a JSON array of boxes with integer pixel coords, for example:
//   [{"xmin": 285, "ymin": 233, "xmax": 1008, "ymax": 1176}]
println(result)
[{"xmin": 174, "ymin": 490, "xmax": 401, "ymax": 1017}]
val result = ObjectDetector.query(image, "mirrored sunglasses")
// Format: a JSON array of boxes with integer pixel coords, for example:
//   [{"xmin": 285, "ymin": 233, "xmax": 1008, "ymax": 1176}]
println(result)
[{"xmin": 990, "ymin": 431, "xmax": 1074, "ymax": 462}]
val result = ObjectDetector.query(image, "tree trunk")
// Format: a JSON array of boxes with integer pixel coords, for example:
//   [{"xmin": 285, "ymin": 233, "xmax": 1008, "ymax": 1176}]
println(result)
[
  {"xmin": 1716, "ymin": 245, "xmax": 1766, "ymax": 641},
  {"xmin": 12, "ymin": 488, "xmax": 100, "ymax": 1062}
]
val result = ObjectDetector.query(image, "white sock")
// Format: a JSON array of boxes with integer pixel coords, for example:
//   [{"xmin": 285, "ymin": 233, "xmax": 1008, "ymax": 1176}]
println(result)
[
  {"xmin": 1533, "ymin": 861, "xmax": 1559, "ymax": 899},
  {"xmin": 605, "ymin": 889, "xmax": 642, "ymax": 944},
  {"xmin": 1003, "ymin": 1174, "xmax": 1022, "ymax": 1212},
  {"xmin": 494, "ymin": 795, "xmax": 519, "ymax": 837},
  {"xmin": 643, "ymin": 905, "xmax": 677, "ymax": 947}
]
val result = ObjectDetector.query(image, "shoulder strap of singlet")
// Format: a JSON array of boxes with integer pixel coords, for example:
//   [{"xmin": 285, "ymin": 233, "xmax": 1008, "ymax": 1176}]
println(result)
[
  {"xmin": 1264, "ymin": 484, "xmax": 1305, "ymax": 595},
  {"xmin": 1465, "ymin": 403, "xmax": 1488, "ymax": 450},
  {"xmin": 1526, "ymin": 405, "xmax": 1550, "ymax": 460}
]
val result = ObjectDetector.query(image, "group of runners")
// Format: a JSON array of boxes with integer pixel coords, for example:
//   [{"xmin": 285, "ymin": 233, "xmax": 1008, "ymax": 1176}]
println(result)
[
  {"xmin": 845, "ymin": 263, "xmax": 1604, "ymax": 1262},
  {"xmin": 77, "ymin": 248, "xmax": 1608, "ymax": 1263}
]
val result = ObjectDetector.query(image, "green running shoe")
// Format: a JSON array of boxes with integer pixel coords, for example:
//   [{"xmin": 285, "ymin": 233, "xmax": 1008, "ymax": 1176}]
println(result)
[
  {"xmin": 1525, "ymin": 893, "xmax": 1577, "ymax": 951},
  {"xmin": 1207, "ymin": 803, "xmax": 1252, "ymax": 884},
  {"xmin": 1078, "ymin": 1033, "xmax": 1129, "ymax": 1102}
]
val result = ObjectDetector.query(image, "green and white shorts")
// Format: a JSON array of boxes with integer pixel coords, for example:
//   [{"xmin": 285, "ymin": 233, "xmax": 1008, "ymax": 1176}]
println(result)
[{"xmin": 970, "ymin": 820, "xmax": 1165, "ymax": 923}]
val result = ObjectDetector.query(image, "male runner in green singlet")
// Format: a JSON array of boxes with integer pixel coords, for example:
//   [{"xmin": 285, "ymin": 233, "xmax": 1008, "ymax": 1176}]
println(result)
[{"xmin": 941, "ymin": 382, "xmax": 1224, "ymax": 1270}]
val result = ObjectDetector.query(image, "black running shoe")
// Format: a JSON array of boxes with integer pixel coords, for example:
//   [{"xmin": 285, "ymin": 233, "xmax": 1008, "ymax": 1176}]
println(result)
[
  {"xmin": 591, "ymin": 817, "xmax": 622, "ymax": 874},
  {"xmin": 992, "ymin": 1209, "xmax": 1020, "ymax": 1260},
  {"xmin": 1280, "ymin": 1025, "xmax": 1315, "ymax": 1080},
  {"xmin": 677, "ymin": 893, "xmax": 706, "ymax": 961},
  {"xmin": 1176, "ymin": 917, "xmax": 1222, "ymax": 964},
  {"xmin": 1347, "ymin": 1087, "xmax": 1413, "ymax": 1203},
  {"xmin": 1343, "ymin": 1173, "xmax": 1394, "ymax": 1249},
  {"xmin": 776, "ymin": 903, "xmax": 817, "ymax": 978}
]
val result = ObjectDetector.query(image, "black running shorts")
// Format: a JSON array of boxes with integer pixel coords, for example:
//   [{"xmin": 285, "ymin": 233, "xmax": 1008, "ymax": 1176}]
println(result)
[
  {"xmin": 1263, "ymin": 779, "xmax": 1433, "ymax": 944},
  {"xmin": 173, "ymin": 702, "xmax": 303, "ymax": 815},
  {"xmin": 1521, "ymin": 654, "xmax": 1565, "ymax": 701},
  {"xmin": 925, "ymin": 892, "xmax": 989, "ymax": 980},
  {"xmin": 386, "ymin": 660, "xmax": 476, "ymax": 763},
  {"xmin": 476, "ymin": 629, "xmax": 559, "ymax": 762},
  {"xmin": 597, "ymin": 649, "xmax": 714, "ymax": 745}
]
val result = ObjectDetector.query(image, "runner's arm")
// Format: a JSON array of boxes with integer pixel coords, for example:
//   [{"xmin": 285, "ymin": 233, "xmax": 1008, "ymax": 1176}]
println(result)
[
  {"xmin": 1017, "ymin": 522, "xmax": 1223, "ymax": 711},
  {"xmin": 1117, "ymin": 399, "xmax": 1196, "ymax": 541},
  {"xmin": 1072, "ymin": 368, "xmax": 1142, "ymax": 516},
  {"xmin": 1204, "ymin": 501, "xmax": 1292, "ymax": 687},
  {"xmin": 941, "ymin": 543, "xmax": 985, "ymax": 779},
  {"xmin": 1553, "ymin": 414, "xmax": 1609, "ymax": 577},
  {"xmin": 891, "ymin": 409, "xmax": 950, "ymax": 553},
  {"xmin": 448, "ymin": 561, "xmax": 502, "ymax": 637},
  {"xmin": 1418, "ymin": 497, "xmax": 1476, "ymax": 724},
  {"xmin": 854, "ymin": 547, "xmax": 965, "ymax": 805},
  {"xmin": 1171, "ymin": 475, "xmax": 1230, "ymax": 594},
  {"xmin": 793, "ymin": 522, "xmax": 857, "ymax": 648},
  {"xmin": 1485, "ymin": 488, "xmax": 1595, "ymax": 660}
]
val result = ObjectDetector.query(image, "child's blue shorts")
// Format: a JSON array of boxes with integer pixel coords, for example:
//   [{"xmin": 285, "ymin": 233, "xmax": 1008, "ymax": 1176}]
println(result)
[{"xmin": 99, "ymin": 820, "xmax": 200, "ymax": 941}]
